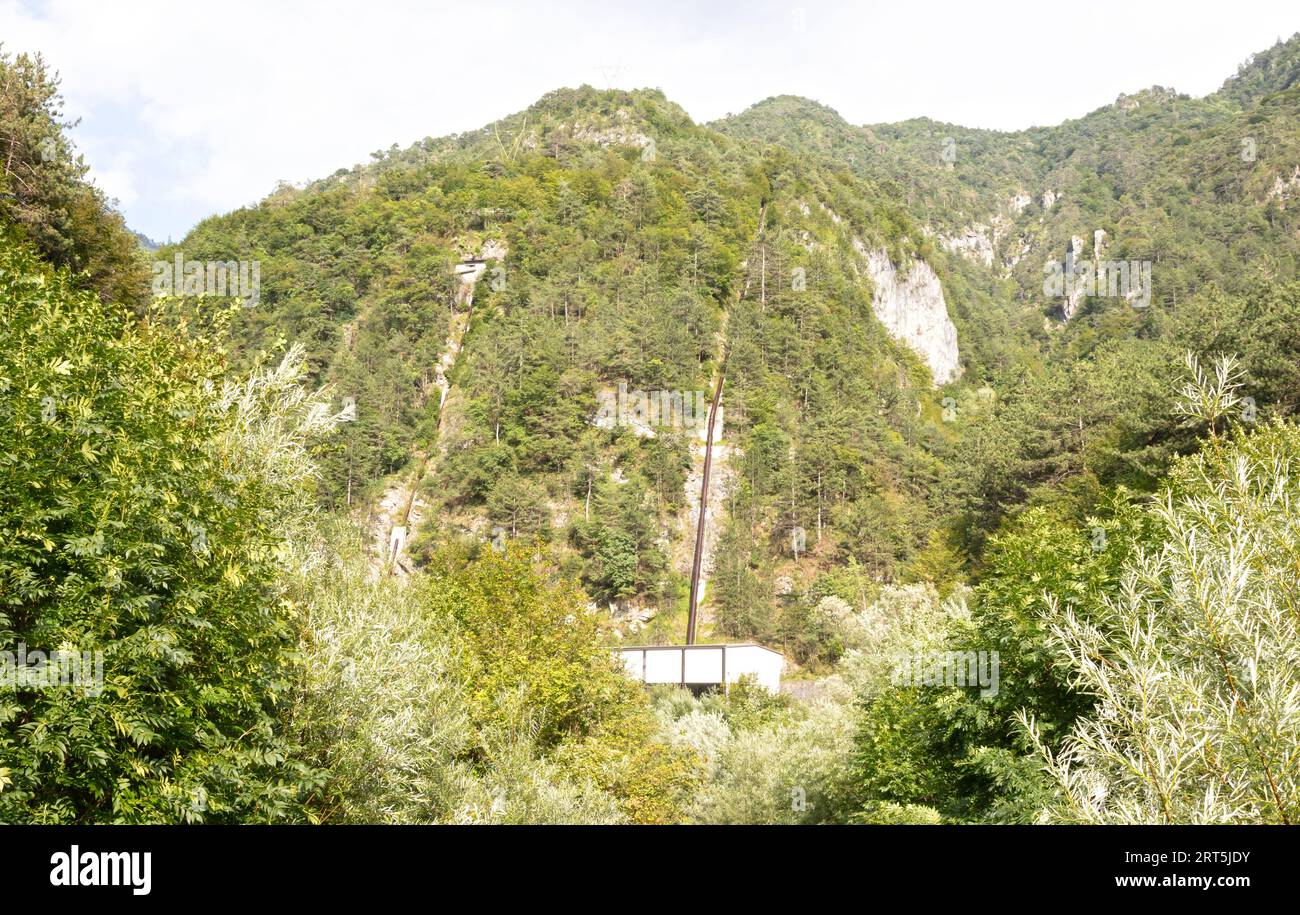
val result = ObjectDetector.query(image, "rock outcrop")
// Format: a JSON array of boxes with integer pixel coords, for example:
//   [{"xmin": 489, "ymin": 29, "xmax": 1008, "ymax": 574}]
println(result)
[
  {"xmin": 1267, "ymin": 164, "xmax": 1300, "ymax": 207},
  {"xmin": 940, "ymin": 224, "xmax": 995, "ymax": 267},
  {"xmin": 1062, "ymin": 235, "xmax": 1088, "ymax": 320},
  {"xmin": 936, "ymin": 193, "xmax": 1035, "ymax": 273},
  {"xmin": 676, "ymin": 440, "xmax": 737, "ymax": 618},
  {"xmin": 855, "ymin": 239, "xmax": 961, "ymax": 385}
]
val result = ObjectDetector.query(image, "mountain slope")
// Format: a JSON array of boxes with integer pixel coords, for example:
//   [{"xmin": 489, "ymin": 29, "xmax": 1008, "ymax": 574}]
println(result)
[
  {"xmin": 171, "ymin": 87, "xmax": 961, "ymax": 650},
  {"xmin": 164, "ymin": 36, "xmax": 1300, "ymax": 655},
  {"xmin": 716, "ymin": 33, "xmax": 1300, "ymax": 326}
]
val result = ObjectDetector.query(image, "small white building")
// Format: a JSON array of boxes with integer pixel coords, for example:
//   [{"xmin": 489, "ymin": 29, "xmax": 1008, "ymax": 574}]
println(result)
[{"xmin": 616, "ymin": 643, "xmax": 785, "ymax": 694}]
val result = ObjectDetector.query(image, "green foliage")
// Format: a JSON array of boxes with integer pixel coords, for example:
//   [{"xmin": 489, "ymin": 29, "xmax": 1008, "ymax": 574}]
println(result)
[
  {"xmin": 852, "ymin": 356, "xmax": 1300, "ymax": 824},
  {"xmin": 712, "ymin": 503, "xmax": 777, "ymax": 640},
  {"xmin": 423, "ymin": 542, "xmax": 631, "ymax": 747},
  {"xmin": 0, "ymin": 48, "xmax": 147, "ymax": 306},
  {"xmin": 569, "ymin": 472, "xmax": 670, "ymax": 605},
  {"xmin": 724, "ymin": 674, "xmax": 791, "ymax": 730},
  {"xmin": 9, "ymin": 36, "xmax": 1300, "ymax": 826},
  {"xmin": 1028, "ymin": 419, "xmax": 1300, "ymax": 824},
  {"xmin": 655, "ymin": 685, "xmax": 858, "ymax": 825},
  {"xmin": 970, "ymin": 496, "xmax": 1158, "ymax": 747},
  {"xmin": 0, "ymin": 235, "xmax": 330, "ymax": 822},
  {"xmin": 843, "ymin": 496, "xmax": 1160, "ymax": 822},
  {"xmin": 854, "ymin": 686, "xmax": 956, "ymax": 807},
  {"xmin": 286, "ymin": 525, "xmax": 629, "ymax": 824},
  {"xmin": 420, "ymin": 541, "xmax": 697, "ymax": 822},
  {"xmin": 852, "ymin": 800, "xmax": 942, "ymax": 825}
]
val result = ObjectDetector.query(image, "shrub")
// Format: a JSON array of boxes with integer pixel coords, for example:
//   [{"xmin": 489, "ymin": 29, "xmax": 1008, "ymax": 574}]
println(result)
[
  {"xmin": 1026, "ymin": 421, "xmax": 1300, "ymax": 824},
  {"xmin": 0, "ymin": 235, "xmax": 334, "ymax": 822}
]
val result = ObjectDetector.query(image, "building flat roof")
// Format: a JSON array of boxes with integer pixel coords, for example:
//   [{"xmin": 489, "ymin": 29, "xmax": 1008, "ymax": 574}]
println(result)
[{"xmin": 613, "ymin": 643, "xmax": 784, "ymax": 656}]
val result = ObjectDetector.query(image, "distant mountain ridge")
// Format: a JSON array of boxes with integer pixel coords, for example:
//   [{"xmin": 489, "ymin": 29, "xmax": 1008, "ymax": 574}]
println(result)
[
  {"xmin": 714, "ymin": 32, "xmax": 1300, "ymax": 322},
  {"xmin": 132, "ymin": 229, "xmax": 161, "ymax": 251}
]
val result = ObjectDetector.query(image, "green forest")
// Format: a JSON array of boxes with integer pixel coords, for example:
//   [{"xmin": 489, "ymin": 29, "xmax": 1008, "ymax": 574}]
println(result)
[{"xmin": 3, "ymin": 32, "xmax": 1300, "ymax": 825}]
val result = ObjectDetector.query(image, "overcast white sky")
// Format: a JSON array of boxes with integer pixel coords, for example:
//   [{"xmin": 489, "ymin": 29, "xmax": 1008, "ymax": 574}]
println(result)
[{"xmin": 1, "ymin": 0, "xmax": 1295, "ymax": 242}]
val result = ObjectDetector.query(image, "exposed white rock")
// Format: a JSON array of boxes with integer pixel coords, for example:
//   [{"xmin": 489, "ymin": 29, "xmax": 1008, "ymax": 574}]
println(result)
[
  {"xmin": 940, "ymin": 224, "xmax": 994, "ymax": 267},
  {"xmin": 1116, "ymin": 87, "xmax": 1178, "ymax": 111},
  {"xmin": 1005, "ymin": 233, "xmax": 1032, "ymax": 271},
  {"xmin": 568, "ymin": 118, "xmax": 652, "ymax": 152},
  {"xmin": 940, "ymin": 199, "xmax": 1026, "ymax": 270},
  {"xmin": 1042, "ymin": 189, "xmax": 1057, "ymax": 210},
  {"xmin": 854, "ymin": 238, "xmax": 961, "ymax": 385},
  {"xmin": 1056, "ymin": 231, "xmax": 1116, "ymax": 321},
  {"xmin": 367, "ymin": 476, "xmax": 426, "ymax": 578},
  {"xmin": 1061, "ymin": 235, "xmax": 1088, "ymax": 320},
  {"xmin": 676, "ymin": 441, "xmax": 738, "ymax": 617},
  {"xmin": 1267, "ymin": 165, "xmax": 1300, "ymax": 207}
]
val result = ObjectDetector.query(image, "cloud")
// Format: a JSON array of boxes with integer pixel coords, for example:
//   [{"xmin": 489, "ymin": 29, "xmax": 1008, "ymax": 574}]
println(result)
[{"xmin": 1, "ymin": 0, "xmax": 1295, "ymax": 240}]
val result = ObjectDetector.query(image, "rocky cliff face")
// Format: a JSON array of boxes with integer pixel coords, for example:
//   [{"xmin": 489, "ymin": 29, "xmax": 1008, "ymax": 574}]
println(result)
[
  {"xmin": 935, "ymin": 192, "xmax": 1036, "ymax": 274},
  {"xmin": 939, "ymin": 224, "xmax": 995, "ymax": 267},
  {"xmin": 1062, "ymin": 234, "xmax": 1087, "ymax": 321},
  {"xmin": 1268, "ymin": 164, "xmax": 1300, "ymax": 206},
  {"xmin": 855, "ymin": 239, "xmax": 961, "ymax": 385}
]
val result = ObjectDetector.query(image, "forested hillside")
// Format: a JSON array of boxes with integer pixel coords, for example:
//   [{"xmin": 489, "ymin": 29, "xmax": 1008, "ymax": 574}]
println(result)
[
  {"xmin": 3, "ymin": 34, "xmax": 1300, "ymax": 825},
  {"xmin": 173, "ymin": 85, "xmax": 972, "ymax": 649},
  {"xmin": 720, "ymin": 36, "xmax": 1300, "ymax": 310}
]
